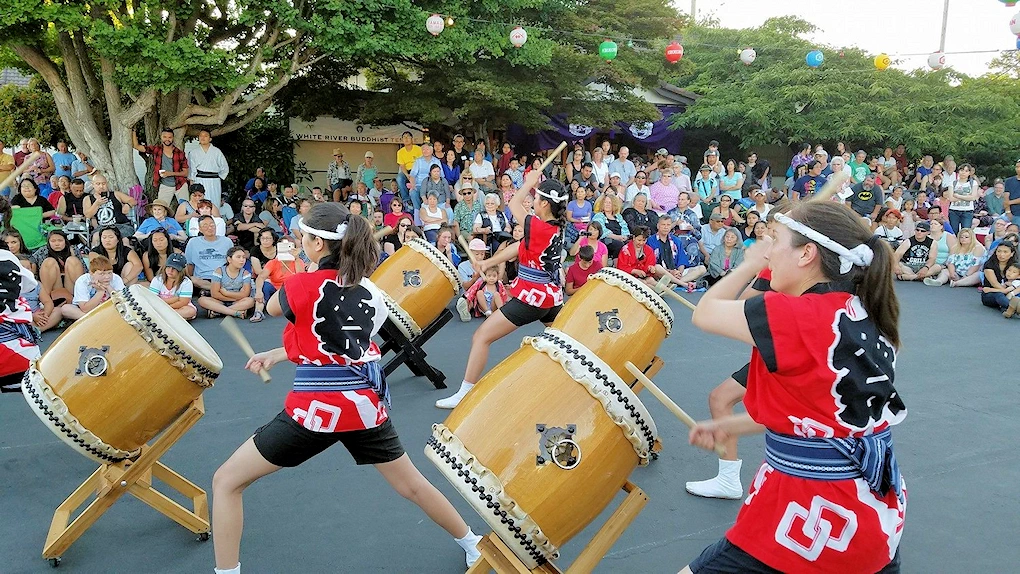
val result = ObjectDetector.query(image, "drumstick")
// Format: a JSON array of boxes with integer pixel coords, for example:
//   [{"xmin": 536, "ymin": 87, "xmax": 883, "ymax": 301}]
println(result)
[
  {"xmin": 655, "ymin": 281, "xmax": 699, "ymax": 312},
  {"xmin": 625, "ymin": 362, "xmax": 727, "ymax": 457},
  {"xmin": 221, "ymin": 316, "xmax": 272, "ymax": 383},
  {"xmin": 539, "ymin": 141, "xmax": 568, "ymax": 173},
  {"xmin": 808, "ymin": 171, "xmax": 851, "ymax": 203},
  {"xmin": 458, "ymin": 235, "xmax": 479, "ymax": 264},
  {"xmin": 0, "ymin": 152, "xmax": 42, "ymax": 192},
  {"xmin": 373, "ymin": 225, "xmax": 393, "ymax": 240}
]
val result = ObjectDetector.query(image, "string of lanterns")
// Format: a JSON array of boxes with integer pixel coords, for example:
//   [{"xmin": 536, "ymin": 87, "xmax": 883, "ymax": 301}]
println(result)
[{"xmin": 423, "ymin": 10, "xmax": 1020, "ymax": 70}]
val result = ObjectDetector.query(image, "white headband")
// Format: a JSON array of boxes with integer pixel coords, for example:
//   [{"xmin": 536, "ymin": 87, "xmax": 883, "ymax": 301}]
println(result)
[
  {"xmin": 535, "ymin": 187, "xmax": 568, "ymax": 204},
  {"xmin": 775, "ymin": 213, "xmax": 873, "ymax": 274},
  {"xmin": 299, "ymin": 220, "xmax": 347, "ymax": 240}
]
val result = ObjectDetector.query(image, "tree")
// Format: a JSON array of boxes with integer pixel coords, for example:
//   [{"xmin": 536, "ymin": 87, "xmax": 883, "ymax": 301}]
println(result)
[
  {"xmin": 0, "ymin": 80, "xmax": 68, "ymax": 146},
  {"xmin": 668, "ymin": 17, "xmax": 1020, "ymax": 179},
  {"xmin": 280, "ymin": 0, "xmax": 686, "ymax": 139},
  {"xmin": 0, "ymin": 0, "xmax": 424, "ymax": 192}
]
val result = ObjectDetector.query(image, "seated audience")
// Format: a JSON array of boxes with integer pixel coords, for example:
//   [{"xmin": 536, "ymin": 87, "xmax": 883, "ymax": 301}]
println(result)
[
  {"xmin": 148, "ymin": 253, "xmax": 196, "ymax": 320},
  {"xmin": 198, "ymin": 246, "xmax": 255, "ymax": 319},
  {"xmin": 61, "ymin": 255, "xmax": 125, "ymax": 321},
  {"xmin": 565, "ymin": 245, "xmax": 603, "ymax": 295}
]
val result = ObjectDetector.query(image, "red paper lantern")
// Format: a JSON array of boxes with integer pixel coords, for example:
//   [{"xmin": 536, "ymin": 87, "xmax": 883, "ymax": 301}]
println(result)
[{"xmin": 665, "ymin": 41, "xmax": 684, "ymax": 64}]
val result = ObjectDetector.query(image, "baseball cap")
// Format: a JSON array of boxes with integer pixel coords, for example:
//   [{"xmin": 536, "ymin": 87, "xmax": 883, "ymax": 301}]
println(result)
[
  {"xmin": 915, "ymin": 221, "xmax": 931, "ymax": 231},
  {"xmin": 709, "ymin": 213, "xmax": 724, "ymax": 221},
  {"xmin": 468, "ymin": 238, "xmax": 487, "ymax": 251},
  {"xmin": 677, "ymin": 155, "xmax": 688, "ymax": 165},
  {"xmin": 885, "ymin": 208, "xmax": 903, "ymax": 220},
  {"xmin": 699, "ymin": 164, "xmax": 711, "ymax": 171},
  {"xmin": 610, "ymin": 172, "xmax": 621, "ymax": 179},
  {"xmin": 364, "ymin": 151, "xmax": 374, "ymax": 158},
  {"xmin": 165, "ymin": 253, "xmax": 187, "ymax": 270},
  {"xmin": 656, "ymin": 148, "xmax": 668, "ymax": 156},
  {"xmin": 751, "ymin": 188, "xmax": 766, "ymax": 196}
]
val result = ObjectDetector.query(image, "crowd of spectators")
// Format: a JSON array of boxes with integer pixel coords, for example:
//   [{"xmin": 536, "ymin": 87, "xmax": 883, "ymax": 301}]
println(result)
[{"xmin": 3, "ymin": 131, "xmax": 1020, "ymax": 338}]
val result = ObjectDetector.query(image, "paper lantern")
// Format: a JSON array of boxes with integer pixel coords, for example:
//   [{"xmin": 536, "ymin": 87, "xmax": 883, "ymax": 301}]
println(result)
[
  {"xmin": 739, "ymin": 48, "xmax": 756, "ymax": 65},
  {"xmin": 1011, "ymin": 12, "xmax": 1020, "ymax": 34},
  {"xmin": 510, "ymin": 26, "xmax": 527, "ymax": 48},
  {"xmin": 599, "ymin": 39, "xmax": 618, "ymax": 61},
  {"xmin": 426, "ymin": 14, "xmax": 444, "ymax": 36},
  {"xmin": 1016, "ymin": 35, "xmax": 1020, "ymax": 49},
  {"xmin": 806, "ymin": 50, "xmax": 824, "ymax": 68},
  {"xmin": 665, "ymin": 41, "xmax": 684, "ymax": 64},
  {"xmin": 928, "ymin": 52, "xmax": 946, "ymax": 70},
  {"xmin": 874, "ymin": 54, "xmax": 891, "ymax": 70},
  {"xmin": 1000, "ymin": 1, "xmax": 1018, "ymax": 7}
]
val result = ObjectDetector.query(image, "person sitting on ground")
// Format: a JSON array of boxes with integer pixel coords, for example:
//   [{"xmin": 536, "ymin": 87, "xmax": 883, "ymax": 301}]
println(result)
[
  {"xmin": 141, "ymin": 229, "xmax": 181, "ymax": 284},
  {"xmin": 616, "ymin": 225, "xmax": 690, "ymax": 290},
  {"xmin": 251, "ymin": 239, "xmax": 305, "ymax": 323},
  {"xmin": 456, "ymin": 238, "xmax": 492, "ymax": 320},
  {"xmin": 1001, "ymin": 263, "xmax": 1020, "ymax": 318},
  {"xmin": 923, "ymin": 215, "xmax": 957, "ymax": 285},
  {"xmin": 592, "ymin": 194, "xmax": 630, "ymax": 259},
  {"xmin": 647, "ymin": 214, "xmax": 707, "ymax": 289},
  {"xmin": 383, "ymin": 196, "xmax": 412, "ymax": 230},
  {"xmin": 381, "ymin": 220, "xmax": 422, "ymax": 256},
  {"xmin": 16, "ymin": 254, "xmax": 62, "ymax": 332},
  {"xmin": 872, "ymin": 207, "xmax": 905, "ymax": 249},
  {"xmin": 622, "ymin": 193, "xmax": 657, "ymax": 235},
  {"xmin": 287, "ymin": 198, "xmax": 313, "ymax": 243},
  {"xmin": 706, "ymin": 227, "xmax": 745, "ymax": 285},
  {"xmin": 568, "ymin": 221, "xmax": 609, "ymax": 268},
  {"xmin": 982, "ymin": 241, "xmax": 1019, "ymax": 314},
  {"xmin": 174, "ymin": 183, "xmax": 219, "ymax": 226},
  {"xmin": 198, "ymin": 246, "xmax": 255, "ymax": 319},
  {"xmin": 187, "ymin": 199, "xmax": 226, "ymax": 237},
  {"xmin": 930, "ymin": 227, "xmax": 986, "ymax": 287},
  {"xmin": 894, "ymin": 221, "xmax": 937, "ymax": 281},
  {"xmin": 467, "ymin": 267, "xmax": 506, "ymax": 318},
  {"xmin": 184, "ymin": 215, "xmax": 234, "ymax": 294},
  {"xmin": 249, "ymin": 228, "xmax": 278, "ymax": 278},
  {"xmin": 37, "ymin": 230, "xmax": 84, "ymax": 315},
  {"xmin": 565, "ymin": 245, "xmax": 603, "ymax": 296},
  {"xmin": 434, "ymin": 227, "xmax": 461, "ymax": 267},
  {"xmin": 61, "ymin": 255, "xmax": 125, "ymax": 321},
  {"xmin": 148, "ymin": 253, "xmax": 196, "ymax": 320},
  {"xmin": 740, "ymin": 210, "xmax": 761, "ymax": 242},
  {"xmin": 420, "ymin": 192, "xmax": 448, "ymax": 244},
  {"xmin": 91, "ymin": 225, "xmax": 142, "ymax": 286},
  {"xmin": 258, "ymin": 196, "xmax": 286, "ymax": 235},
  {"xmin": 452, "ymin": 183, "xmax": 483, "ymax": 243},
  {"xmin": 135, "ymin": 199, "xmax": 186, "ymax": 243},
  {"xmin": 744, "ymin": 220, "xmax": 769, "ymax": 247},
  {"xmin": 565, "ymin": 183, "xmax": 593, "ymax": 246}
]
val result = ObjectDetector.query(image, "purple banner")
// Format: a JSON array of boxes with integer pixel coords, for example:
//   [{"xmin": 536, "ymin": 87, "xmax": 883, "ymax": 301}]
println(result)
[{"xmin": 507, "ymin": 105, "xmax": 685, "ymax": 156}]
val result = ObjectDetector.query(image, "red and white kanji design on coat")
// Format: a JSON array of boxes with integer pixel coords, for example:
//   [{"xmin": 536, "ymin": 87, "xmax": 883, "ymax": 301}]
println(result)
[{"xmin": 508, "ymin": 215, "xmax": 563, "ymax": 309}]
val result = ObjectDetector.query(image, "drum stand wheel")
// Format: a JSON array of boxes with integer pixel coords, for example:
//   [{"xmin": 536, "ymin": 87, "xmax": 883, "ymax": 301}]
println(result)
[
  {"xmin": 467, "ymin": 481, "xmax": 649, "ymax": 574},
  {"xmin": 41, "ymin": 397, "xmax": 211, "ymax": 566}
]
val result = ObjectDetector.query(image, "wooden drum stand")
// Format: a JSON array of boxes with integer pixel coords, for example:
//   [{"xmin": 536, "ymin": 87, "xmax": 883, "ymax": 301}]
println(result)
[
  {"xmin": 467, "ymin": 357, "xmax": 664, "ymax": 574},
  {"xmin": 42, "ymin": 397, "xmax": 209, "ymax": 567}
]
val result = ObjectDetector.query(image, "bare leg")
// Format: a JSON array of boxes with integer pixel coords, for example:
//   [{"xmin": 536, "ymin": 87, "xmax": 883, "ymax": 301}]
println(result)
[
  {"xmin": 463, "ymin": 311, "xmax": 518, "ymax": 385},
  {"xmin": 64, "ymin": 257, "xmax": 84, "ymax": 289},
  {"xmin": 491, "ymin": 292, "xmax": 503, "ymax": 311},
  {"xmin": 37, "ymin": 306, "xmax": 63, "ymax": 332},
  {"xmin": 39, "ymin": 258, "xmax": 62, "ymax": 299},
  {"xmin": 60, "ymin": 304, "xmax": 85, "ymax": 321},
  {"xmin": 177, "ymin": 304, "xmax": 197, "ymax": 320},
  {"xmin": 374, "ymin": 454, "xmax": 469, "ymax": 538},
  {"xmin": 951, "ymin": 272, "xmax": 982, "ymax": 287},
  {"xmin": 708, "ymin": 378, "xmax": 746, "ymax": 461},
  {"xmin": 475, "ymin": 290, "xmax": 491, "ymax": 314},
  {"xmin": 211, "ymin": 437, "xmax": 282, "ymax": 570},
  {"xmin": 685, "ymin": 377, "xmax": 746, "ymax": 499}
]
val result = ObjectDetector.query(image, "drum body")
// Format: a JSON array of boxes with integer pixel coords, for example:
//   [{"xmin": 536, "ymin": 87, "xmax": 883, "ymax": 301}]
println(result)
[
  {"xmin": 550, "ymin": 267, "xmax": 673, "ymax": 380},
  {"xmin": 369, "ymin": 238, "xmax": 461, "ymax": 338},
  {"xmin": 22, "ymin": 286, "xmax": 222, "ymax": 463},
  {"xmin": 426, "ymin": 329, "xmax": 657, "ymax": 568}
]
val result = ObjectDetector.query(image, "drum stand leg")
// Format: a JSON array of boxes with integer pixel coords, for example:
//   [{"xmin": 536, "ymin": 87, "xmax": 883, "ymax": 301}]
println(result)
[
  {"xmin": 467, "ymin": 481, "xmax": 649, "ymax": 574},
  {"xmin": 42, "ymin": 397, "xmax": 210, "ymax": 564},
  {"xmin": 378, "ymin": 309, "xmax": 452, "ymax": 389}
]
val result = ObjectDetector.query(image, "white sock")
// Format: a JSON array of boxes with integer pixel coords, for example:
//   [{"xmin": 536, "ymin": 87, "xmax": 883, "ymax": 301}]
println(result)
[
  {"xmin": 455, "ymin": 528, "xmax": 482, "ymax": 550},
  {"xmin": 458, "ymin": 381, "xmax": 474, "ymax": 394},
  {"xmin": 214, "ymin": 563, "xmax": 240, "ymax": 574}
]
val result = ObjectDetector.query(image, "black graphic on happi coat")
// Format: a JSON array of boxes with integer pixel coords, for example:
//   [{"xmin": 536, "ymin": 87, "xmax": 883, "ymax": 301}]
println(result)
[
  {"xmin": 830, "ymin": 311, "xmax": 905, "ymax": 429},
  {"xmin": 0, "ymin": 259, "xmax": 23, "ymax": 313},
  {"xmin": 313, "ymin": 283, "xmax": 377, "ymax": 361}
]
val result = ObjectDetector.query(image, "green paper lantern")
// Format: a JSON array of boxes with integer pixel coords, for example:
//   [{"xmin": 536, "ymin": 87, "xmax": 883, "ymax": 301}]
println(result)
[{"xmin": 599, "ymin": 39, "xmax": 618, "ymax": 61}]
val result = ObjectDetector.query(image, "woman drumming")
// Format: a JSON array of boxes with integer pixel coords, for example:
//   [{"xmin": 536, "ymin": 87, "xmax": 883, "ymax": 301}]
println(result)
[
  {"xmin": 436, "ymin": 170, "xmax": 567, "ymax": 409},
  {"xmin": 683, "ymin": 201, "xmax": 906, "ymax": 574},
  {"xmin": 211, "ymin": 203, "xmax": 482, "ymax": 574}
]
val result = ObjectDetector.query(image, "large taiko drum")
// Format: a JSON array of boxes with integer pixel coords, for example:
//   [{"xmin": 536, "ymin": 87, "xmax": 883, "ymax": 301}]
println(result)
[
  {"xmin": 368, "ymin": 238, "xmax": 462, "ymax": 339},
  {"xmin": 426, "ymin": 328, "xmax": 658, "ymax": 568},
  {"xmin": 21, "ymin": 285, "xmax": 222, "ymax": 464},
  {"xmin": 550, "ymin": 267, "xmax": 674, "ymax": 380}
]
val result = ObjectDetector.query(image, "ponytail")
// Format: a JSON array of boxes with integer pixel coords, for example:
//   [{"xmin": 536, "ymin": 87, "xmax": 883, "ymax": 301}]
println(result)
[
  {"xmin": 536, "ymin": 180, "xmax": 568, "ymax": 229},
  {"xmin": 857, "ymin": 235, "xmax": 900, "ymax": 348},
  {"xmin": 303, "ymin": 202, "xmax": 379, "ymax": 285}
]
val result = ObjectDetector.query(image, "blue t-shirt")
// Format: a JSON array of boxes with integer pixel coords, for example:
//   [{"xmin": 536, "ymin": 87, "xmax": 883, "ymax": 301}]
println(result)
[
  {"xmin": 52, "ymin": 152, "xmax": 77, "ymax": 179},
  {"xmin": 1004, "ymin": 176, "xmax": 1020, "ymax": 217},
  {"xmin": 792, "ymin": 174, "xmax": 828, "ymax": 198},
  {"xmin": 137, "ymin": 216, "xmax": 184, "ymax": 236},
  {"xmin": 567, "ymin": 200, "xmax": 593, "ymax": 231},
  {"xmin": 184, "ymin": 236, "xmax": 234, "ymax": 280}
]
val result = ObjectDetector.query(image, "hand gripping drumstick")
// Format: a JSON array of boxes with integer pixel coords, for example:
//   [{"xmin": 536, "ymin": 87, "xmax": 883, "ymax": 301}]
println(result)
[
  {"xmin": 625, "ymin": 361, "xmax": 727, "ymax": 457},
  {"xmin": 221, "ymin": 316, "xmax": 272, "ymax": 383},
  {"xmin": 0, "ymin": 151, "xmax": 42, "ymax": 192}
]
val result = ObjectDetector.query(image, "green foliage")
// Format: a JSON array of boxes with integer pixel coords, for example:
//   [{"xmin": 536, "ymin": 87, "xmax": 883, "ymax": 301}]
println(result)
[
  {"xmin": 670, "ymin": 18, "xmax": 1020, "ymax": 180},
  {"xmin": 0, "ymin": 81, "xmax": 68, "ymax": 145},
  {"xmin": 213, "ymin": 113, "xmax": 296, "ymax": 205}
]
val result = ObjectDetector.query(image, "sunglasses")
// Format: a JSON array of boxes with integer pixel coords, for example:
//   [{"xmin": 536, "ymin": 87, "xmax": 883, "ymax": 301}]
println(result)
[
  {"xmin": 242, "ymin": 204, "xmax": 255, "ymax": 207},
  {"xmin": 399, "ymin": 223, "xmax": 411, "ymax": 228}
]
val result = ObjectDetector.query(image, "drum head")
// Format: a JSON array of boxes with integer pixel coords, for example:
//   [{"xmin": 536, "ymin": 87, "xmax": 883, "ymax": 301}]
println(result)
[{"xmin": 125, "ymin": 285, "xmax": 223, "ymax": 372}]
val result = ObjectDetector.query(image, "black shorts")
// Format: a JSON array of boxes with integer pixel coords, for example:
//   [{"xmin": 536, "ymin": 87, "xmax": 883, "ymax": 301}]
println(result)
[
  {"xmin": 731, "ymin": 363, "xmax": 751, "ymax": 388},
  {"xmin": 252, "ymin": 410, "xmax": 405, "ymax": 467},
  {"xmin": 690, "ymin": 537, "xmax": 901, "ymax": 574},
  {"xmin": 500, "ymin": 297, "xmax": 561, "ymax": 327}
]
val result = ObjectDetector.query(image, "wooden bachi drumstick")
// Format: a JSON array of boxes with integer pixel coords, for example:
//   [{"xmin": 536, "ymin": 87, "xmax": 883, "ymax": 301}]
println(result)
[
  {"xmin": 539, "ymin": 141, "xmax": 568, "ymax": 173},
  {"xmin": 625, "ymin": 361, "xmax": 727, "ymax": 457},
  {"xmin": 458, "ymin": 235, "xmax": 479, "ymax": 264},
  {"xmin": 221, "ymin": 316, "xmax": 272, "ymax": 383},
  {"xmin": 0, "ymin": 151, "xmax": 42, "ymax": 192},
  {"xmin": 653, "ymin": 280, "xmax": 699, "ymax": 312},
  {"xmin": 373, "ymin": 225, "xmax": 393, "ymax": 240},
  {"xmin": 808, "ymin": 171, "xmax": 851, "ymax": 204}
]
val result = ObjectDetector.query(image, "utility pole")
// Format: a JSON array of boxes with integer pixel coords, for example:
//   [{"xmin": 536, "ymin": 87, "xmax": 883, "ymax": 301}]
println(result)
[
  {"xmin": 691, "ymin": 0, "xmax": 697, "ymax": 22},
  {"xmin": 939, "ymin": 0, "xmax": 950, "ymax": 52}
]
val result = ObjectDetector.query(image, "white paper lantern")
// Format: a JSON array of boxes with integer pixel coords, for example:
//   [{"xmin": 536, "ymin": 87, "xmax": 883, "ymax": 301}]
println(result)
[
  {"xmin": 927, "ymin": 51, "xmax": 946, "ymax": 70},
  {"xmin": 739, "ymin": 48, "xmax": 757, "ymax": 65},
  {"xmin": 510, "ymin": 26, "xmax": 528, "ymax": 48},
  {"xmin": 426, "ymin": 14, "xmax": 445, "ymax": 36},
  {"xmin": 1010, "ymin": 12, "xmax": 1020, "ymax": 35}
]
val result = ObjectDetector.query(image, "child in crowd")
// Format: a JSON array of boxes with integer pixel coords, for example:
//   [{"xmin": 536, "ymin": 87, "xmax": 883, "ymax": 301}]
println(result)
[
  {"xmin": 198, "ymin": 246, "xmax": 255, "ymax": 319},
  {"xmin": 1002, "ymin": 263, "xmax": 1020, "ymax": 318},
  {"xmin": 469, "ymin": 267, "xmax": 506, "ymax": 317},
  {"xmin": 149, "ymin": 253, "xmax": 197, "ymax": 320},
  {"xmin": 252, "ymin": 239, "xmax": 305, "ymax": 322},
  {"xmin": 18, "ymin": 254, "xmax": 62, "ymax": 332},
  {"xmin": 456, "ymin": 237, "xmax": 490, "ymax": 289},
  {"xmin": 61, "ymin": 255, "xmax": 125, "ymax": 321},
  {"xmin": 565, "ymin": 245, "xmax": 602, "ymax": 295}
]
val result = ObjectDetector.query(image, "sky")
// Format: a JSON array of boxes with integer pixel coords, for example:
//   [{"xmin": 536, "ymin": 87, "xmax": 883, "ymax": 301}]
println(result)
[{"xmin": 693, "ymin": 0, "xmax": 1018, "ymax": 76}]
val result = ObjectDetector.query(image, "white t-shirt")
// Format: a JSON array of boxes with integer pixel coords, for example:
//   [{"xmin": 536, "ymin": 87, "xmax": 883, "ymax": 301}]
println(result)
[
  {"xmin": 874, "ymin": 225, "xmax": 904, "ymax": 245},
  {"xmin": 625, "ymin": 184, "xmax": 650, "ymax": 206},
  {"xmin": 949, "ymin": 180, "xmax": 977, "ymax": 212},
  {"xmin": 591, "ymin": 160, "xmax": 609, "ymax": 185},
  {"xmin": 187, "ymin": 216, "xmax": 226, "ymax": 237},
  {"xmin": 150, "ymin": 276, "xmax": 194, "ymax": 301},
  {"xmin": 72, "ymin": 273, "xmax": 126, "ymax": 305},
  {"xmin": 469, "ymin": 160, "xmax": 495, "ymax": 180}
]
